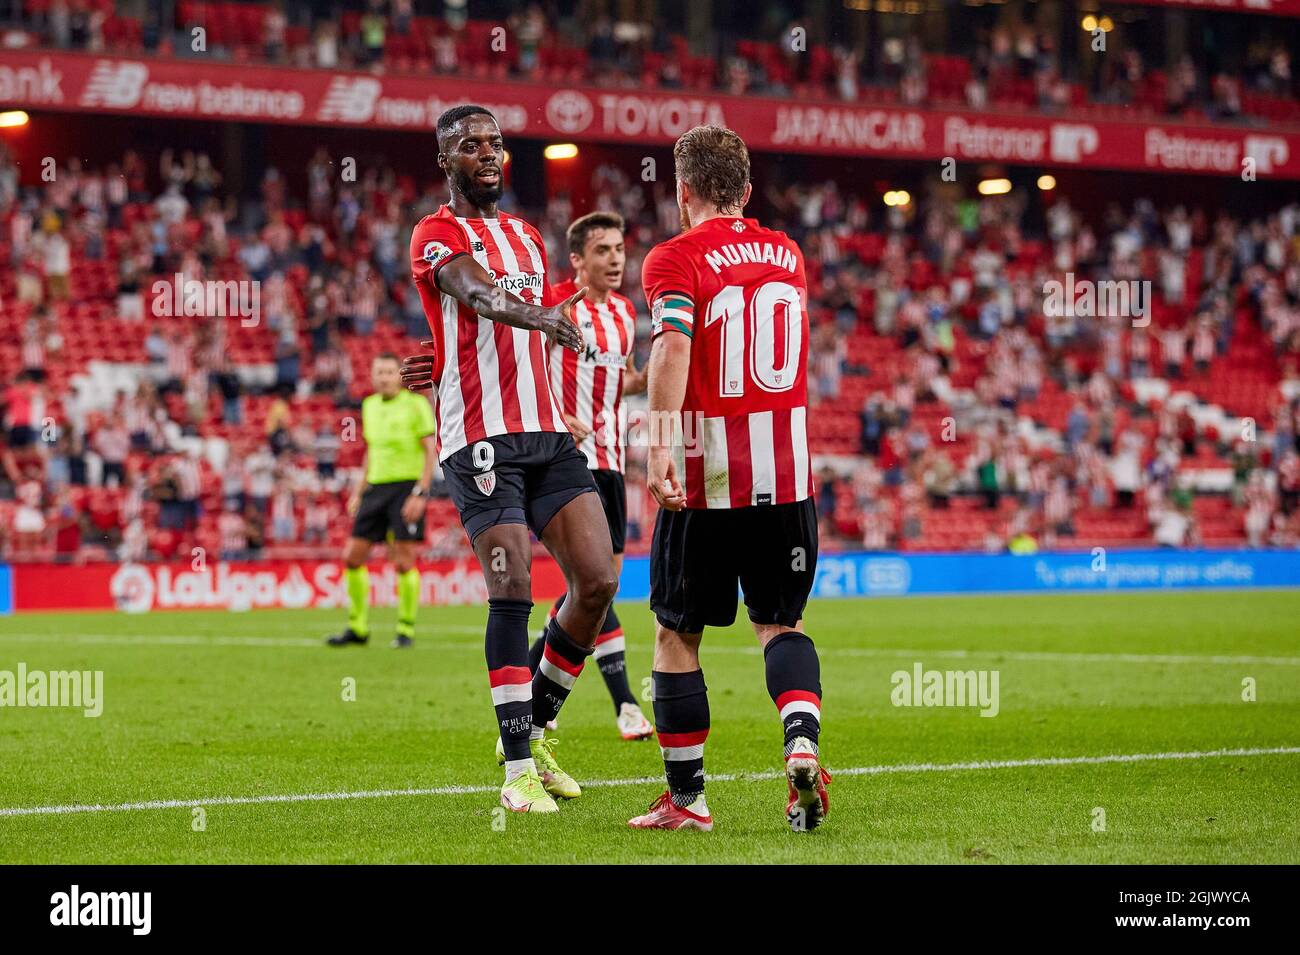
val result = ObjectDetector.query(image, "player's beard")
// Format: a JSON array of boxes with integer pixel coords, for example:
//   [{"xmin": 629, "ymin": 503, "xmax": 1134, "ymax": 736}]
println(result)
[
  {"xmin": 678, "ymin": 204, "xmax": 691, "ymax": 233},
  {"xmin": 453, "ymin": 168, "xmax": 503, "ymax": 209}
]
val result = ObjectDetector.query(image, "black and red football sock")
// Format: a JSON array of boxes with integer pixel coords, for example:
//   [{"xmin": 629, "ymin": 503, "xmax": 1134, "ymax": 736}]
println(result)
[
  {"xmin": 763, "ymin": 631, "xmax": 822, "ymax": 756},
  {"xmin": 592, "ymin": 605, "xmax": 636, "ymax": 712},
  {"xmin": 485, "ymin": 597, "xmax": 535, "ymax": 773},
  {"xmin": 652, "ymin": 669, "xmax": 710, "ymax": 807},
  {"xmin": 530, "ymin": 615, "xmax": 591, "ymax": 735},
  {"xmin": 530, "ymin": 594, "xmax": 633, "ymax": 714}
]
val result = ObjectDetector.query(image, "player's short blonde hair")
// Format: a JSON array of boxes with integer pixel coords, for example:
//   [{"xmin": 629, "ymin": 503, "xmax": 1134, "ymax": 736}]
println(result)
[{"xmin": 673, "ymin": 125, "xmax": 750, "ymax": 213}]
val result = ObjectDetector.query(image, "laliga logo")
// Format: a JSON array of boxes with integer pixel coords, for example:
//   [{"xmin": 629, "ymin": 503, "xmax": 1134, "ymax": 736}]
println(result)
[
  {"xmin": 80, "ymin": 60, "xmax": 148, "ymax": 109},
  {"xmin": 546, "ymin": 90, "xmax": 594, "ymax": 134},
  {"xmin": 317, "ymin": 76, "xmax": 382, "ymax": 123},
  {"xmin": 1244, "ymin": 136, "xmax": 1288, "ymax": 174},
  {"xmin": 110, "ymin": 563, "xmax": 156, "ymax": 614},
  {"xmin": 1049, "ymin": 124, "xmax": 1099, "ymax": 163}
]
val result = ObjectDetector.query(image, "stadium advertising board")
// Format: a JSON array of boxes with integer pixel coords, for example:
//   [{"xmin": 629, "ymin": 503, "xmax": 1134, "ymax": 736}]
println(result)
[
  {"xmin": 2, "ymin": 550, "xmax": 1296, "ymax": 613},
  {"xmin": 806, "ymin": 549, "xmax": 1300, "ymax": 597},
  {"xmin": 2, "ymin": 51, "xmax": 1298, "ymax": 177},
  {"xmin": 3, "ymin": 558, "xmax": 567, "ymax": 613}
]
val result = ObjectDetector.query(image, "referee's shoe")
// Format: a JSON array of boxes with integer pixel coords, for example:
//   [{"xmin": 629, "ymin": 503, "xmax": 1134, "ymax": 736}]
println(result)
[{"xmin": 326, "ymin": 628, "xmax": 369, "ymax": 646}]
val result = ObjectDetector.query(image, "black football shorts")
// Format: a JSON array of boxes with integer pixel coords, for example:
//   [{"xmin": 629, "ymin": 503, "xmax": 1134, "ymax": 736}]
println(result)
[
  {"xmin": 443, "ymin": 431, "xmax": 599, "ymax": 543},
  {"xmin": 650, "ymin": 497, "xmax": 819, "ymax": 633},
  {"xmin": 351, "ymin": 480, "xmax": 425, "ymax": 542},
  {"xmin": 591, "ymin": 468, "xmax": 627, "ymax": 555}
]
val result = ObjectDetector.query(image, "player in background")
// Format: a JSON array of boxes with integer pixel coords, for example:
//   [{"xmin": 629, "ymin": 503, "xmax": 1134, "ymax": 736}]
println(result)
[
  {"xmin": 403, "ymin": 106, "xmax": 619, "ymax": 815},
  {"xmin": 326, "ymin": 353, "xmax": 435, "ymax": 649},
  {"xmin": 629, "ymin": 125, "xmax": 830, "ymax": 833},
  {"xmin": 527, "ymin": 211, "xmax": 653, "ymax": 742}
]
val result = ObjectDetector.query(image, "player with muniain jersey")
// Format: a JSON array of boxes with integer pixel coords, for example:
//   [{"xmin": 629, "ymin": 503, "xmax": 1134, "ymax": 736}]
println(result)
[
  {"xmin": 402, "ymin": 106, "xmax": 619, "ymax": 815},
  {"xmin": 525, "ymin": 210, "xmax": 653, "ymax": 742},
  {"xmin": 629, "ymin": 125, "xmax": 831, "ymax": 833}
]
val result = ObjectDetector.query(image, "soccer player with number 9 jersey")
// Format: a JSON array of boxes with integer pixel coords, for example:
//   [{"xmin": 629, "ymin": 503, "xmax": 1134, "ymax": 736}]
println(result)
[
  {"xmin": 404, "ymin": 106, "xmax": 619, "ymax": 816},
  {"xmin": 630, "ymin": 125, "xmax": 830, "ymax": 833}
]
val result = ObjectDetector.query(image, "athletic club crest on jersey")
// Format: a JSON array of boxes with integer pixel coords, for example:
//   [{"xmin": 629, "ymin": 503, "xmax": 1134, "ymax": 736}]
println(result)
[{"xmin": 474, "ymin": 470, "xmax": 497, "ymax": 496}]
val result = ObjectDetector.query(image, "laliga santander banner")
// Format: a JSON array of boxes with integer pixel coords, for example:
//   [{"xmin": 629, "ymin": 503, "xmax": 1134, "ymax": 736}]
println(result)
[
  {"xmin": 8, "ymin": 558, "xmax": 566, "ymax": 613},
  {"xmin": 1, "ymin": 51, "xmax": 1299, "ymax": 178}
]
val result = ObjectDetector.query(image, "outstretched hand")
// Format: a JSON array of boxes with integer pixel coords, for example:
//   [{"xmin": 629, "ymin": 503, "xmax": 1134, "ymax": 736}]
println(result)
[
  {"xmin": 401, "ymin": 341, "xmax": 436, "ymax": 392},
  {"xmin": 541, "ymin": 286, "xmax": 588, "ymax": 352}
]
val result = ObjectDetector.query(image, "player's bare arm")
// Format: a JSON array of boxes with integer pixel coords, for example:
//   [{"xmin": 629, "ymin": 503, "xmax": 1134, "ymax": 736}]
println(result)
[
  {"xmin": 348, "ymin": 451, "xmax": 368, "ymax": 515},
  {"xmin": 436, "ymin": 254, "xmax": 588, "ymax": 352},
  {"xmin": 646, "ymin": 331, "xmax": 690, "ymax": 511},
  {"xmin": 400, "ymin": 274, "xmax": 587, "ymax": 392}
]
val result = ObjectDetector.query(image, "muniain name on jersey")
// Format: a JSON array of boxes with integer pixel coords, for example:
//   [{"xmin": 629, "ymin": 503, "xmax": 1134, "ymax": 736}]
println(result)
[{"xmin": 704, "ymin": 242, "xmax": 798, "ymax": 275}]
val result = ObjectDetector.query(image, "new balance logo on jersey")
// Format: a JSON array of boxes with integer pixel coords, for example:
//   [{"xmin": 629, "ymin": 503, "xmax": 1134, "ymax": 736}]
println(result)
[
  {"xmin": 475, "ymin": 471, "xmax": 497, "ymax": 496},
  {"xmin": 471, "ymin": 241, "xmax": 485, "ymax": 252}
]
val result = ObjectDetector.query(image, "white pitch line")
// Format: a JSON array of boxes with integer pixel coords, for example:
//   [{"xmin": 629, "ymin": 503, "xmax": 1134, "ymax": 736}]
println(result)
[
  {"xmin": 805, "ymin": 647, "xmax": 1300, "ymax": 667},
  {"xmin": 1, "ymin": 631, "xmax": 1297, "ymax": 667},
  {"xmin": 1, "ymin": 745, "xmax": 1296, "ymax": 819}
]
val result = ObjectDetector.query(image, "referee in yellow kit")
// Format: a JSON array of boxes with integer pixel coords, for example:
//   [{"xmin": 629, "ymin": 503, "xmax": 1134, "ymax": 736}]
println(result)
[{"xmin": 327, "ymin": 353, "xmax": 437, "ymax": 648}]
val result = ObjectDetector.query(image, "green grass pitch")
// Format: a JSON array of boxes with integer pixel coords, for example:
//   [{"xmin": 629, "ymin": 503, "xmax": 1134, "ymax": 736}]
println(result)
[{"xmin": 0, "ymin": 590, "xmax": 1297, "ymax": 864}]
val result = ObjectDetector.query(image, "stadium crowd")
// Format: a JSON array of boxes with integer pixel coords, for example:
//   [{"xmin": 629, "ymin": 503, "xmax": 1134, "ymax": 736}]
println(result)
[
  {"xmin": 1, "ymin": 130, "xmax": 1299, "ymax": 562},
  {"xmin": 5, "ymin": 1, "xmax": 1300, "ymax": 125}
]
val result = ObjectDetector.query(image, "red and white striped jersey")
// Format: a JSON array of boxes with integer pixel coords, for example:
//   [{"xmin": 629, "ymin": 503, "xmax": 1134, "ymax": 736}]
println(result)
[
  {"xmin": 410, "ymin": 205, "xmax": 565, "ymax": 461},
  {"xmin": 642, "ymin": 216, "xmax": 812, "ymax": 509},
  {"xmin": 546, "ymin": 277, "xmax": 637, "ymax": 473}
]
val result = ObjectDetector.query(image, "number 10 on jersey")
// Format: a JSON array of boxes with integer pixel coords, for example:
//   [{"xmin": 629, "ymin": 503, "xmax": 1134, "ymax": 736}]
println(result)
[{"xmin": 704, "ymin": 282, "xmax": 804, "ymax": 398}]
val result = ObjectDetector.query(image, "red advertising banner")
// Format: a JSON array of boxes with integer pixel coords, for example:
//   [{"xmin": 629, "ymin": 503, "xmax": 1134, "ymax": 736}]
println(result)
[
  {"xmin": 1, "ymin": 51, "xmax": 1298, "ymax": 177},
  {"xmin": 1119, "ymin": 0, "xmax": 1300, "ymax": 15},
  {"xmin": 9, "ymin": 557, "xmax": 565, "ymax": 612}
]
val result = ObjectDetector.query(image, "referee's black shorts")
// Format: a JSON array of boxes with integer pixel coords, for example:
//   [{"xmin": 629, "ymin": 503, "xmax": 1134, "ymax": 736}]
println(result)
[
  {"xmin": 351, "ymin": 480, "xmax": 425, "ymax": 542},
  {"xmin": 650, "ymin": 497, "xmax": 818, "ymax": 634}
]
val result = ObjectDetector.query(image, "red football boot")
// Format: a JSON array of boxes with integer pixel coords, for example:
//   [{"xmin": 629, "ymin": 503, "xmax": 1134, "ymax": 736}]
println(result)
[
  {"xmin": 785, "ymin": 738, "xmax": 831, "ymax": 832},
  {"xmin": 628, "ymin": 791, "xmax": 714, "ymax": 831}
]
